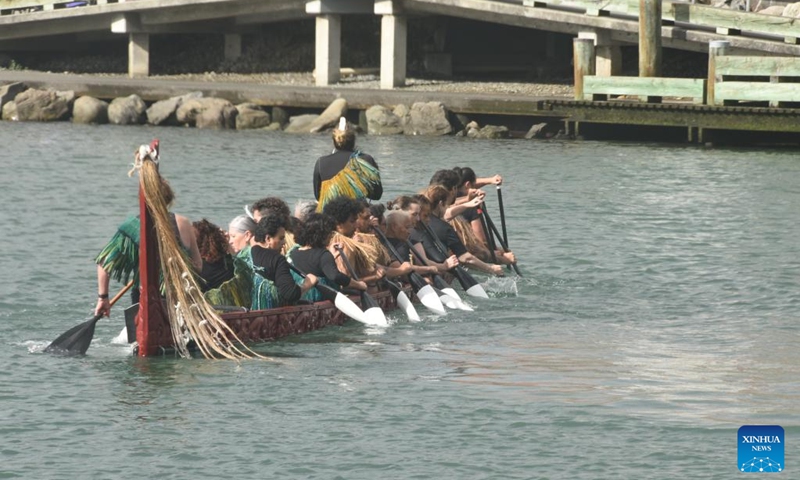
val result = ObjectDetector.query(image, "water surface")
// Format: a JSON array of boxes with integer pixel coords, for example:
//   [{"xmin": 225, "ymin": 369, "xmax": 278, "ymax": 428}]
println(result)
[{"xmin": 1, "ymin": 123, "xmax": 798, "ymax": 479}]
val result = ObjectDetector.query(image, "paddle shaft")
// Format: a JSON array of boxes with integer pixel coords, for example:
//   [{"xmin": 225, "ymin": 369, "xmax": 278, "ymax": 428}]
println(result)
[
  {"xmin": 288, "ymin": 263, "xmax": 337, "ymax": 301},
  {"xmin": 496, "ymin": 185, "xmax": 509, "ymax": 247},
  {"xmin": 419, "ymin": 220, "xmax": 480, "ymax": 289},
  {"xmin": 372, "ymin": 226, "xmax": 436, "ymax": 292},
  {"xmin": 476, "ymin": 207, "xmax": 498, "ymax": 264},
  {"xmin": 106, "ymin": 280, "xmax": 135, "ymax": 311},
  {"xmin": 482, "ymin": 206, "xmax": 522, "ymax": 276},
  {"xmin": 333, "ymin": 245, "xmax": 382, "ymax": 310}
]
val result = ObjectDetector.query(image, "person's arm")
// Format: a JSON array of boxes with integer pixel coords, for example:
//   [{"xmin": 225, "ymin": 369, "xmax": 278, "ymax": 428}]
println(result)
[
  {"xmin": 313, "ymin": 159, "xmax": 322, "ymax": 201},
  {"xmin": 176, "ymin": 215, "xmax": 202, "ymax": 271},
  {"xmin": 272, "ymin": 255, "xmax": 302, "ymax": 306},
  {"xmin": 299, "ymin": 273, "xmax": 318, "ymax": 297},
  {"xmin": 459, "ymin": 251, "xmax": 504, "ymax": 276},
  {"xmin": 444, "ymin": 196, "xmax": 483, "ymax": 222},
  {"xmin": 94, "ymin": 264, "xmax": 112, "ymax": 317},
  {"xmin": 474, "ymin": 174, "xmax": 503, "ymax": 187},
  {"xmin": 364, "ymin": 154, "xmax": 383, "ymax": 200},
  {"xmin": 321, "ymin": 250, "xmax": 365, "ymax": 290}
]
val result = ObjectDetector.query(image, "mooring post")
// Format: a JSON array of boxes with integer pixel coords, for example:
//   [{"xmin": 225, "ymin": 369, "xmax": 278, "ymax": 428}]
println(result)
[
  {"xmin": 573, "ymin": 38, "xmax": 595, "ymax": 101},
  {"xmin": 707, "ymin": 40, "xmax": 730, "ymax": 106},
  {"xmin": 639, "ymin": 0, "xmax": 662, "ymax": 102}
]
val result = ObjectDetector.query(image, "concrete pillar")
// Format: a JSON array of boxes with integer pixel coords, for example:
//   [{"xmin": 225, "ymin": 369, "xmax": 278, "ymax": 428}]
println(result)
[
  {"xmin": 380, "ymin": 14, "xmax": 407, "ymax": 89},
  {"xmin": 128, "ymin": 33, "xmax": 149, "ymax": 78},
  {"xmin": 315, "ymin": 14, "xmax": 341, "ymax": 86},
  {"xmin": 224, "ymin": 34, "xmax": 242, "ymax": 61}
]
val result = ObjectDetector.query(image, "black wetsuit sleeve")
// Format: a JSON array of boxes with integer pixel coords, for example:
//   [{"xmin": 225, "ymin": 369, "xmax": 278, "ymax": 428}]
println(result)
[
  {"xmin": 313, "ymin": 158, "xmax": 322, "ymax": 200},
  {"xmin": 363, "ymin": 154, "xmax": 383, "ymax": 200},
  {"xmin": 273, "ymin": 255, "xmax": 301, "ymax": 306},
  {"xmin": 320, "ymin": 250, "xmax": 352, "ymax": 287}
]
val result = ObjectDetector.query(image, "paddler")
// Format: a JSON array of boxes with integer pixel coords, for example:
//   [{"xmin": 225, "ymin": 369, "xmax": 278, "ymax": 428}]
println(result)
[
  {"xmin": 93, "ymin": 141, "xmax": 202, "ymax": 318},
  {"xmin": 313, "ymin": 117, "xmax": 382, "ymax": 212}
]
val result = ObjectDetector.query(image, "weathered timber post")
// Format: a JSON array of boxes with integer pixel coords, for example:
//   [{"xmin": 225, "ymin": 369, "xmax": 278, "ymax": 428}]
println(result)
[
  {"xmin": 707, "ymin": 40, "xmax": 730, "ymax": 106},
  {"xmin": 573, "ymin": 38, "xmax": 595, "ymax": 101},
  {"xmin": 639, "ymin": 0, "xmax": 662, "ymax": 102},
  {"xmin": 639, "ymin": 0, "xmax": 662, "ymax": 78}
]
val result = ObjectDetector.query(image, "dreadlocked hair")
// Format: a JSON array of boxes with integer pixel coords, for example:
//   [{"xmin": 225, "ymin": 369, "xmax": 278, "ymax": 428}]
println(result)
[
  {"xmin": 330, "ymin": 231, "xmax": 379, "ymax": 278},
  {"xmin": 449, "ymin": 215, "xmax": 485, "ymax": 256},
  {"xmin": 139, "ymin": 160, "xmax": 267, "ymax": 361}
]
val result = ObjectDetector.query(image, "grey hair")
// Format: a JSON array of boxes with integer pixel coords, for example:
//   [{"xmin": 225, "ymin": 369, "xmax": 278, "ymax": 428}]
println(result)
[
  {"xmin": 384, "ymin": 209, "xmax": 410, "ymax": 229},
  {"xmin": 294, "ymin": 200, "xmax": 318, "ymax": 222},
  {"xmin": 228, "ymin": 214, "xmax": 256, "ymax": 234}
]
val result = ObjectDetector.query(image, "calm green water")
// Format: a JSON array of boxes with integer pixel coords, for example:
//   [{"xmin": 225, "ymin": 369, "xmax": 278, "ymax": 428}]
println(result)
[{"xmin": 1, "ymin": 122, "xmax": 799, "ymax": 479}]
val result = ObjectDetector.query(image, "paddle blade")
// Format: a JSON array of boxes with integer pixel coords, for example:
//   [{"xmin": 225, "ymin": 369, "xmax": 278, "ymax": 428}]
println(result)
[
  {"xmin": 363, "ymin": 306, "xmax": 389, "ymax": 327},
  {"xmin": 417, "ymin": 284, "xmax": 447, "ymax": 315},
  {"xmin": 466, "ymin": 282, "xmax": 490, "ymax": 299},
  {"xmin": 332, "ymin": 292, "xmax": 368, "ymax": 324},
  {"xmin": 438, "ymin": 292, "xmax": 459, "ymax": 310},
  {"xmin": 396, "ymin": 291, "xmax": 421, "ymax": 322},
  {"xmin": 441, "ymin": 287, "xmax": 474, "ymax": 311},
  {"xmin": 44, "ymin": 315, "xmax": 101, "ymax": 356}
]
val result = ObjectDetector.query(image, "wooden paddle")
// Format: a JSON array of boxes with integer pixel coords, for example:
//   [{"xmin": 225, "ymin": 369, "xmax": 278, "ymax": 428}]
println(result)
[
  {"xmin": 45, "ymin": 280, "xmax": 135, "ymax": 356},
  {"xmin": 371, "ymin": 226, "xmax": 446, "ymax": 315},
  {"xmin": 419, "ymin": 220, "xmax": 489, "ymax": 298},
  {"xmin": 332, "ymin": 246, "xmax": 388, "ymax": 327},
  {"xmin": 288, "ymin": 263, "xmax": 369, "ymax": 325}
]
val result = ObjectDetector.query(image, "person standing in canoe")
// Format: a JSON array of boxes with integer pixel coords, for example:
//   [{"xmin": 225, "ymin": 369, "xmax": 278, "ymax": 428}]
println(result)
[
  {"xmin": 313, "ymin": 117, "xmax": 382, "ymax": 212},
  {"xmin": 93, "ymin": 141, "xmax": 202, "ymax": 318}
]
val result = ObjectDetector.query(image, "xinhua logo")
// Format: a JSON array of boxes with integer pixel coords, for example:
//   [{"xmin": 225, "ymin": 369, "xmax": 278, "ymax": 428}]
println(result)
[{"xmin": 738, "ymin": 425, "xmax": 784, "ymax": 473}]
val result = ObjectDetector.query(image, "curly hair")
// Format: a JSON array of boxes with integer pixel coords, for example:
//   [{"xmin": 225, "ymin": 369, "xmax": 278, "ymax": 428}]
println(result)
[
  {"xmin": 193, "ymin": 219, "xmax": 228, "ymax": 263},
  {"xmin": 254, "ymin": 213, "xmax": 285, "ymax": 243},
  {"xmin": 322, "ymin": 196, "xmax": 361, "ymax": 225},
  {"xmin": 294, "ymin": 213, "xmax": 336, "ymax": 249},
  {"xmin": 251, "ymin": 197, "xmax": 290, "ymax": 226}
]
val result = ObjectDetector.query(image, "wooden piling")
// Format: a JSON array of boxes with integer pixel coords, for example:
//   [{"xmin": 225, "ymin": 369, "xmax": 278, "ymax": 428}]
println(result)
[
  {"xmin": 639, "ymin": 0, "xmax": 662, "ymax": 78},
  {"xmin": 707, "ymin": 40, "xmax": 730, "ymax": 106},
  {"xmin": 573, "ymin": 38, "xmax": 595, "ymax": 100}
]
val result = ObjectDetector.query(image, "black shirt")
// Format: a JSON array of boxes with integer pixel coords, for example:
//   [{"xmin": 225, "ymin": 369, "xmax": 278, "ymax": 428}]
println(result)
[
  {"xmin": 199, "ymin": 254, "xmax": 235, "ymax": 292},
  {"xmin": 290, "ymin": 247, "xmax": 352, "ymax": 287},
  {"xmin": 313, "ymin": 149, "xmax": 383, "ymax": 201},
  {"xmin": 414, "ymin": 216, "xmax": 468, "ymax": 262},
  {"xmin": 251, "ymin": 245, "xmax": 301, "ymax": 306}
]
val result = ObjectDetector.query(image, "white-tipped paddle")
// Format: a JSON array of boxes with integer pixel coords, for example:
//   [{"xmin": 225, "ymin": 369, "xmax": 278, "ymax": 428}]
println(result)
[
  {"xmin": 289, "ymin": 264, "xmax": 369, "ymax": 325},
  {"xmin": 334, "ymin": 246, "xmax": 389, "ymax": 327}
]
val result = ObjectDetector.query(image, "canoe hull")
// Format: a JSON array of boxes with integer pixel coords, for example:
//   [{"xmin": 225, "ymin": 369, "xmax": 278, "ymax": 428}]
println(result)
[{"xmin": 133, "ymin": 289, "xmax": 402, "ymax": 356}]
